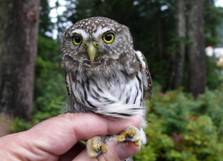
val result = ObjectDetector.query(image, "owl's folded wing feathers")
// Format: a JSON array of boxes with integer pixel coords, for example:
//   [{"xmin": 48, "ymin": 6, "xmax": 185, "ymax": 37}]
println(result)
[{"xmin": 134, "ymin": 51, "xmax": 152, "ymax": 99}]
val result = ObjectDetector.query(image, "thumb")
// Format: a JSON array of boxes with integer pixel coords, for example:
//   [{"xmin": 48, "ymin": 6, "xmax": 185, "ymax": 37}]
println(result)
[{"xmin": 25, "ymin": 113, "xmax": 140, "ymax": 156}]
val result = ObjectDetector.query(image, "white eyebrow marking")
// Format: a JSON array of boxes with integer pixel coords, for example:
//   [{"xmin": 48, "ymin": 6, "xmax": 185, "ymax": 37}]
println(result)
[
  {"xmin": 72, "ymin": 29, "xmax": 89, "ymax": 40},
  {"xmin": 92, "ymin": 26, "xmax": 111, "ymax": 38}
]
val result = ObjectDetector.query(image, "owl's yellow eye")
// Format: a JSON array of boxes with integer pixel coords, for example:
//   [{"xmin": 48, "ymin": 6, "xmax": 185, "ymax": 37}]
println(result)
[
  {"xmin": 72, "ymin": 33, "xmax": 83, "ymax": 45},
  {"xmin": 102, "ymin": 32, "xmax": 115, "ymax": 44}
]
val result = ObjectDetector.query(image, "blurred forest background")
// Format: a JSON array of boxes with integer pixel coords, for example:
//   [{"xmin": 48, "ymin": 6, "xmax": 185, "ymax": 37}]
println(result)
[{"xmin": 1, "ymin": 0, "xmax": 223, "ymax": 160}]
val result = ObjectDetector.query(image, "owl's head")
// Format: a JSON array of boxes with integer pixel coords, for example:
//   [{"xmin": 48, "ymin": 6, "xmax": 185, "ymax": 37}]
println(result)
[{"xmin": 61, "ymin": 17, "xmax": 133, "ymax": 66}]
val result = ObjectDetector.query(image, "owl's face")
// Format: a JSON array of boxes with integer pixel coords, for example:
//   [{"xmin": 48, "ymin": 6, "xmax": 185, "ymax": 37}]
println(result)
[{"xmin": 61, "ymin": 17, "xmax": 133, "ymax": 66}]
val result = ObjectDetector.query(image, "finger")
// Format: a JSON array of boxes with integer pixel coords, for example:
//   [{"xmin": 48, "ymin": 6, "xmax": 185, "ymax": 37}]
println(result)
[
  {"xmin": 73, "ymin": 141, "xmax": 139, "ymax": 161},
  {"xmin": 22, "ymin": 113, "xmax": 140, "ymax": 156},
  {"xmin": 115, "ymin": 142, "xmax": 139, "ymax": 160}
]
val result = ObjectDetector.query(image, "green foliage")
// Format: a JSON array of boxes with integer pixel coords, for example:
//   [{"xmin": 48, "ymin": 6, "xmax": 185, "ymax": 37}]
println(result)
[
  {"xmin": 39, "ymin": 0, "xmax": 53, "ymax": 36},
  {"xmin": 134, "ymin": 85, "xmax": 223, "ymax": 161},
  {"xmin": 10, "ymin": 117, "xmax": 32, "ymax": 132},
  {"xmin": 206, "ymin": 57, "xmax": 223, "ymax": 89},
  {"xmin": 135, "ymin": 114, "xmax": 174, "ymax": 161},
  {"xmin": 34, "ymin": 36, "xmax": 66, "ymax": 123}
]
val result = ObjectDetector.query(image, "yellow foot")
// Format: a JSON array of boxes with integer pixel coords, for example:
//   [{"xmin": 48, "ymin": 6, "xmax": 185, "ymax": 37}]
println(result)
[
  {"xmin": 87, "ymin": 136, "xmax": 107, "ymax": 158},
  {"xmin": 116, "ymin": 126, "xmax": 141, "ymax": 147}
]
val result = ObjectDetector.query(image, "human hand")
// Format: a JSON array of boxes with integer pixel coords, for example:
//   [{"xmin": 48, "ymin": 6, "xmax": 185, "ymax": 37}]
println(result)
[{"xmin": 0, "ymin": 113, "xmax": 140, "ymax": 161}]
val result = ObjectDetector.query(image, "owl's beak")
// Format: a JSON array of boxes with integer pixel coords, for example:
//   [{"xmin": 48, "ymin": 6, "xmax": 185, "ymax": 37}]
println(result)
[{"xmin": 86, "ymin": 43, "xmax": 97, "ymax": 62}]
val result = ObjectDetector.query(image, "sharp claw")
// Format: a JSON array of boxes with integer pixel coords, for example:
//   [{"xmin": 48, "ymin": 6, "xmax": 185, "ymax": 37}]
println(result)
[
  {"xmin": 116, "ymin": 126, "xmax": 142, "ymax": 147},
  {"xmin": 87, "ymin": 136, "xmax": 107, "ymax": 158}
]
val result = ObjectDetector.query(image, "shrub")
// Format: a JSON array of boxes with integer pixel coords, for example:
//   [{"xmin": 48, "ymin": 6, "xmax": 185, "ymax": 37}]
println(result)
[{"xmin": 135, "ymin": 84, "xmax": 223, "ymax": 161}]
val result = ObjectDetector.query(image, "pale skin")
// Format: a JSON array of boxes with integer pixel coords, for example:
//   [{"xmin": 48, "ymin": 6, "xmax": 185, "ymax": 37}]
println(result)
[{"xmin": 0, "ymin": 113, "xmax": 140, "ymax": 161}]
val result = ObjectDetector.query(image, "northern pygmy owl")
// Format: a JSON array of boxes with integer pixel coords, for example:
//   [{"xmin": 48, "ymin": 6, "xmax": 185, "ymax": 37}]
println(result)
[{"xmin": 61, "ymin": 16, "xmax": 152, "ymax": 160}]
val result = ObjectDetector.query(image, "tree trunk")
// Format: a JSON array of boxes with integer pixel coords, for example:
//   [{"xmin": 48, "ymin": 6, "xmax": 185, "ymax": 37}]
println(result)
[
  {"xmin": 186, "ymin": 0, "xmax": 206, "ymax": 97},
  {"xmin": 0, "ymin": 0, "xmax": 39, "ymax": 119},
  {"xmin": 170, "ymin": 0, "xmax": 186, "ymax": 89}
]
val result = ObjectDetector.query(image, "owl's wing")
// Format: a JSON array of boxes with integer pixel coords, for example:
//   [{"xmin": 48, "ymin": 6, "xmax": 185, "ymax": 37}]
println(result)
[
  {"xmin": 135, "ymin": 51, "xmax": 152, "ymax": 99},
  {"xmin": 62, "ymin": 54, "xmax": 78, "ymax": 97}
]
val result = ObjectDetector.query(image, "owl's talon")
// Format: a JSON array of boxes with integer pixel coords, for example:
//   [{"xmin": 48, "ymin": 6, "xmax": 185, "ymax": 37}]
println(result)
[
  {"xmin": 87, "ymin": 136, "xmax": 107, "ymax": 158},
  {"xmin": 116, "ymin": 126, "xmax": 142, "ymax": 147}
]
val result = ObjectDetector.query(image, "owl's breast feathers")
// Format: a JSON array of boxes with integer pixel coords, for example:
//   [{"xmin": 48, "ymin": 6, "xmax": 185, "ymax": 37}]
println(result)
[{"xmin": 64, "ymin": 51, "xmax": 151, "ymax": 118}]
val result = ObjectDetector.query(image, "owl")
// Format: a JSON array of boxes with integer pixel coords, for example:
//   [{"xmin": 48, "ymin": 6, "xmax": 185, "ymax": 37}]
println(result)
[{"xmin": 61, "ymin": 17, "xmax": 152, "ymax": 159}]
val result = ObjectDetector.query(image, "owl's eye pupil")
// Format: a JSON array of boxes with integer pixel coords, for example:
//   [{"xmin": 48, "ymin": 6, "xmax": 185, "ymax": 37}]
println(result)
[
  {"xmin": 103, "ymin": 32, "xmax": 115, "ymax": 44},
  {"xmin": 105, "ymin": 34, "xmax": 112, "ymax": 41},
  {"xmin": 72, "ymin": 33, "xmax": 82, "ymax": 45},
  {"xmin": 74, "ymin": 36, "xmax": 81, "ymax": 43}
]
